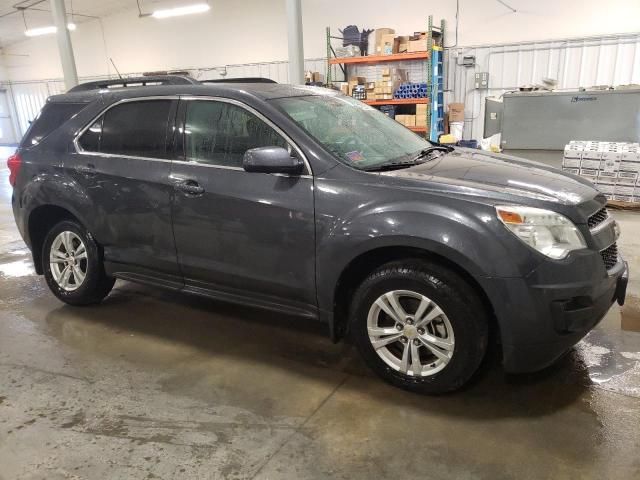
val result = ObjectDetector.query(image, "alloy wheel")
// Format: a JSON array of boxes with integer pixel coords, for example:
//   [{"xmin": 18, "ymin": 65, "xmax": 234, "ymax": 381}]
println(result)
[
  {"xmin": 367, "ymin": 289, "xmax": 455, "ymax": 376},
  {"xmin": 49, "ymin": 231, "xmax": 88, "ymax": 292}
]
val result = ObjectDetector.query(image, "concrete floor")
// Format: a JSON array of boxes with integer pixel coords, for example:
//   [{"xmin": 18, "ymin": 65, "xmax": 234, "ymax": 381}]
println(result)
[{"xmin": 1, "ymin": 146, "xmax": 640, "ymax": 479}]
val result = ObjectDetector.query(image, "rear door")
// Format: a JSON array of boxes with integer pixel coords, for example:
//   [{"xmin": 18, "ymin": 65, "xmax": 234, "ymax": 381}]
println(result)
[
  {"xmin": 169, "ymin": 97, "xmax": 316, "ymax": 313},
  {"xmin": 69, "ymin": 97, "xmax": 181, "ymax": 285}
]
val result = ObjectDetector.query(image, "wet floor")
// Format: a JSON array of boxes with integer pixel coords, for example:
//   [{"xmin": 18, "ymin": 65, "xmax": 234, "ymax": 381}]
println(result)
[{"xmin": 1, "ymin": 146, "xmax": 640, "ymax": 479}]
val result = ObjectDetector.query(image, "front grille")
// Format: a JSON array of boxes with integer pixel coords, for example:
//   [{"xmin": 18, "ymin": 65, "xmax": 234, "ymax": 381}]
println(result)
[
  {"xmin": 600, "ymin": 243, "xmax": 618, "ymax": 270},
  {"xmin": 588, "ymin": 207, "xmax": 609, "ymax": 229}
]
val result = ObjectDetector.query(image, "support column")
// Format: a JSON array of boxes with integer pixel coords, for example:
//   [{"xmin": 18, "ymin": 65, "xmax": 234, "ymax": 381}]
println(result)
[
  {"xmin": 285, "ymin": 0, "xmax": 304, "ymax": 85},
  {"xmin": 50, "ymin": 0, "xmax": 78, "ymax": 90}
]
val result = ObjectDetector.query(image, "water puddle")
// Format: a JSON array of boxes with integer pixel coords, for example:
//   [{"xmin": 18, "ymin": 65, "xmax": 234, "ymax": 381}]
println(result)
[{"xmin": 0, "ymin": 259, "xmax": 36, "ymax": 278}]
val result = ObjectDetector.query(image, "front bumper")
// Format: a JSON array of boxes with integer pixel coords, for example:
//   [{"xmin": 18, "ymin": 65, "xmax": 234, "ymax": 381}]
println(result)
[{"xmin": 483, "ymin": 252, "xmax": 628, "ymax": 374}]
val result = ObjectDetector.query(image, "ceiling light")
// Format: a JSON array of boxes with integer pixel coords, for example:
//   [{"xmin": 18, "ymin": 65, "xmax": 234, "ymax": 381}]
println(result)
[
  {"xmin": 25, "ymin": 23, "xmax": 76, "ymax": 37},
  {"xmin": 151, "ymin": 3, "xmax": 210, "ymax": 19}
]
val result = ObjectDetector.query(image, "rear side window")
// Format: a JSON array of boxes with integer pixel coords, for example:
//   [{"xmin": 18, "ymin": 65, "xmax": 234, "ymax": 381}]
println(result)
[
  {"xmin": 79, "ymin": 100, "xmax": 172, "ymax": 158},
  {"xmin": 22, "ymin": 102, "xmax": 86, "ymax": 146}
]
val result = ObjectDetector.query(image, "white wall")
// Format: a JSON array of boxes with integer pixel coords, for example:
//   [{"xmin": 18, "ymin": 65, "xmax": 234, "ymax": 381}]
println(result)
[{"xmin": 2, "ymin": 0, "xmax": 640, "ymax": 82}]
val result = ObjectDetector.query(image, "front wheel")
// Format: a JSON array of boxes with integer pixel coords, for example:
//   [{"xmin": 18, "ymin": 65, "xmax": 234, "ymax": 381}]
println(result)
[
  {"xmin": 350, "ymin": 260, "xmax": 489, "ymax": 394},
  {"xmin": 42, "ymin": 220, "xmax": 115, "ymax": 305}
]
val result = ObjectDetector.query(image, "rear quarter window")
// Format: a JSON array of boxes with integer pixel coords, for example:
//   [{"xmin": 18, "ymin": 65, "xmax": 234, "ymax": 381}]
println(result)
[{"xmin": 21, "ymin": 102, "xmax": 87, "ymax": 147}]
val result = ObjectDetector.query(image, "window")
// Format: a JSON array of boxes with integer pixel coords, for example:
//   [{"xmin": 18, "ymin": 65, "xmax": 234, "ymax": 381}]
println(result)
[
  {"xmin": 78, "ymin": 117, "xmax": 102, "ymax": 152},
  {"xmin": 184, "ymin": 100, "xmax": 288, "ymax": 168},
  {"xmin": 96, "ymin": 100, "xmax": 172, "ymax": 158},
  {"xmin": 22, "ymin": 102, "xmax": 87, "ymax": 147}
]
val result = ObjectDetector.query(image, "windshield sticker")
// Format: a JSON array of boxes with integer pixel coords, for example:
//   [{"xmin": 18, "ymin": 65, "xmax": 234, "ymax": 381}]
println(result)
[{"xmin": 346, "ymin": 151, "xmax": 365, "ymax": 162}]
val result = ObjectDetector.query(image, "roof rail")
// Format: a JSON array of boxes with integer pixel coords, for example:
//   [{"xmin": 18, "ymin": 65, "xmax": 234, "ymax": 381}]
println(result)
[
  {"xmin": 200, "ymin": 77, "xmax": 277, "ymax": 84},
  {"xmin": 67, "ymin": 75, "xmax": 200, "ymax": 92}
]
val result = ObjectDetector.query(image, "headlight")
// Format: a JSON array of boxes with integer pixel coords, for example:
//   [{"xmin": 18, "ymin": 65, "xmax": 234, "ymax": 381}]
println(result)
[{"xmin": 496, "ymin": 206, "xmax": 586, "ymax": 259}]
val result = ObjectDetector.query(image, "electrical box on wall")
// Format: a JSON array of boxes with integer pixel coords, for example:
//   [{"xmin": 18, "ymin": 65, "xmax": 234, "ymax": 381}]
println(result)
[{"xmin": 475, "ymin": 72, "xmax": 489, "ymax": 89}]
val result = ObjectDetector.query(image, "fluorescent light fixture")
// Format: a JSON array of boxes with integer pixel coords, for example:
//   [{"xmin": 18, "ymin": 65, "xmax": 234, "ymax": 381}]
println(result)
[
  {"xmin": 151, "ymin": 3, "xmax": 210, "ymax": 19},
  {"xmin": 25, "ymin": 23, "xmax": 77, "ymax": 37}
]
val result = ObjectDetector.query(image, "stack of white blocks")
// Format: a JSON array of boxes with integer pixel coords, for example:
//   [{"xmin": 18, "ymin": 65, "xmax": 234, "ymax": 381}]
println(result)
[{"xmin": 562, "ymin": 141, "xmax": 640, "ymax": 203}]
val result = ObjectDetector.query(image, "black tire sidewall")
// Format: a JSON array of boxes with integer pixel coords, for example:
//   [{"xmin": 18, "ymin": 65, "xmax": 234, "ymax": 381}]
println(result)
[
  {"xmin": 351, "ymin": 263, "xmax": 488, "ymax": 394},
  {"xmin": 42, "ymin": 220, "xmax": 109, "ymax": 305}
]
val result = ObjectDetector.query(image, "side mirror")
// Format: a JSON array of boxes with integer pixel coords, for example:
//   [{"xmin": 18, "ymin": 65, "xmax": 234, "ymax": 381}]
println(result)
[{"xmin": 243, "ymin": 146, "xmax": 304, "ymax": 175}]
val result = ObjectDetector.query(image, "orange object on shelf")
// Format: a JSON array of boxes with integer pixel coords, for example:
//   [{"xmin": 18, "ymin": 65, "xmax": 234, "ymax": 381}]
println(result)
[
  {"xmin": 408, "ymin": 126, "xmax": 427, "ymax": 133},
  {"xmin": 328, "ymin": 52, "xmax": 429, "ymax": 65}
]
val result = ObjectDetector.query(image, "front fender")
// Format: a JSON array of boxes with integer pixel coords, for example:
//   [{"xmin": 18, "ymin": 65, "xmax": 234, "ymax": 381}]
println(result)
[{"xmin": 315, "ymin": 194, "xmax": 540, "ymax": 313}]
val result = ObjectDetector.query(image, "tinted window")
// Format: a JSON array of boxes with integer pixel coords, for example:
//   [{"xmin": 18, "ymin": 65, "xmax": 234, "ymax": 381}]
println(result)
[
  {"xmin": 100, "ymin": 100, "xmax": 172, "ymax": 158},
  {"xmin": 22, "ymin": 102, "xmax": 87, "ymax": 147},
  {"xmin": 184, "ymin": 101, "xmax": 287, "ymax": 167},
  {"xmin": 78, "ymin": 117, "xmax": 102, "ymax": 152}
]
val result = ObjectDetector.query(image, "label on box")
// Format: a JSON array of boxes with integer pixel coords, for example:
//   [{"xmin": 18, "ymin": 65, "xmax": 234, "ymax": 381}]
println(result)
[
  {"xmin": 580, "ymin": 168, "xmax": 599, "ymax": 176},
  {"xmin": 562, "ymin": 167, "xmax": 579, "ymax": 175},
  {"xmin": 598, "ymin": 170, "xmax": 617, "ymax": 180},
  {"xmin": 562, "ymin": 158, "xmax": 581, "ymax": 168}
]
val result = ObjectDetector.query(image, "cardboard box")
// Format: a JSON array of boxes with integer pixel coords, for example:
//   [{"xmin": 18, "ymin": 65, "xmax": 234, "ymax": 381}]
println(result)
[
  {"xmin": 615, "ymin": 184, "xmax": 635, "ymax": 196},
  {"xmin": 580, "ymin": 159, "xmax": 601, "ymax": 169},
  {"xmin": 407, "ymin": 39, "xmax": 429, "ymax": 52},
  {"xmin": 596, "ymin": 182, "xmax": 615, "ymax": 195},
  {"xmin": 348, "ymin": 76, "xmax": 366, "ymax": 96},
  {"xmin": 620, "ymin": 160, "xmax": 640, "ymax": 172},
  {"xmin": 373, "ymin": 28, "xmax": 395, "ymax": 55},
  {"xmin": 338, "ymin": 83, "xmax": 349, "ymax": 95},
  {"xmin": 562, "ymin": 157, "xmax": 581, "ymax": 168},
  {"xmin": 598, "ymin": 170, "xmax": 617, "ymax": 181},
  {"xmin": 312, "ymin": 72, "xmax": 324, "ymax": 83},
  {"xmin": 562, "ymin": 167, "xmax": 580, "ymax": 175},
  {"xmin": 381, "ymin": 33, "xmax": 397, "ymax": 55},
  {"xmin": 617, "ymin": 171, "xmax": 638, "ymax": 185},
  {"xmin": 397, "ymin": 36, "xmax": 410, "ymax": 53},
  {"xmin": 448, "ymin": 103, "xmax": 464, "ymax": 122}
]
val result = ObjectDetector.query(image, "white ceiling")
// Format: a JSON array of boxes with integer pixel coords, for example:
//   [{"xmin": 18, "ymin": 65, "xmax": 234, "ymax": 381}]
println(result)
[{"xmin": 0, "ymin": 0, "xmax": 179, "ymax": 47}]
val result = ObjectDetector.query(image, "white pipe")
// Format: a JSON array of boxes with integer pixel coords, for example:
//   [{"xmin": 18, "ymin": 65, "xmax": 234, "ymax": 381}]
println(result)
[
  {"xmin": 285, "ymin": 0, "xmax": 304, "ymax": 85},
  {"xmin": 49, "ymin": 0, "xmax": 78, "ymax": 90}
]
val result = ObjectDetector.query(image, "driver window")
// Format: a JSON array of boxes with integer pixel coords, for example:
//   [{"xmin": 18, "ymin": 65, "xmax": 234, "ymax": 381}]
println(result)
[{"xmin": 184, "ymin": 101, "xmax": 289, "ymax": 168}]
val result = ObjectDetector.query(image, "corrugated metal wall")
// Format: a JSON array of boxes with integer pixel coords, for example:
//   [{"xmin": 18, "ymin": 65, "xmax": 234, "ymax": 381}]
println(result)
[
  {"xmin": 445, "ymin": 32, "xmax": 640, "ymax": 140},
  {"xmin": 2, "ymin": 32, "xmax": 639, "ymax": 141}
]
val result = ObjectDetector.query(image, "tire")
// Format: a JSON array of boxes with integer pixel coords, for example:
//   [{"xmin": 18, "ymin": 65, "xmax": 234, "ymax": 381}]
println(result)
[
  {"xmin": 350, "ymin": 259, "xmax": 489, "ymax": 394},
  {"xmin": 42, "ymin": 219, "xmax": 115, "ymax": 306}
]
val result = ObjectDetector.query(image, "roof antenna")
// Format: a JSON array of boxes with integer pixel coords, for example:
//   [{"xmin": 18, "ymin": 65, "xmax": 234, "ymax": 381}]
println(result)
[{"xmin": 110, "ymin": 58, "xmax": 122, "ymax": 79}]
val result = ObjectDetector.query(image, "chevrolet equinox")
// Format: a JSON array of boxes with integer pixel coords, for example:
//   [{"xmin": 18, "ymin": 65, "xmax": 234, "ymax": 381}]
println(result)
[{"xmin": 8, "ymin": 76, "xmax": 628, "ymax": 393}]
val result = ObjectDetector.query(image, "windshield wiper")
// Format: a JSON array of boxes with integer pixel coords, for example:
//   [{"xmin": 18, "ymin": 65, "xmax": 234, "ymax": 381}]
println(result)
[
  {"xmin": 363, "ymin": 159, "xmax": 425, "ymax": 172},
  {"xmin": 411, "ymin": 145, "xmax": 454, "ymax": 162}
]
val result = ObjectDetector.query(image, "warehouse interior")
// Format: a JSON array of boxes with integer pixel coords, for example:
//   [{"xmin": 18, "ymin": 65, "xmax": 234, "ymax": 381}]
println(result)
[{"xmin": 1, "ymin": 0, "xmax": 640, "ymax": 478}]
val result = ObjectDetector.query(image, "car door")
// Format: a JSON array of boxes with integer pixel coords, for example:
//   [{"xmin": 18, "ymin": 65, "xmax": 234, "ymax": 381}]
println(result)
[
  {"xmin": 169, "ymin": 97, "xmax": 316, "ymax": 313},
  {"xmin": 69, "ymin": 97, "xmax": 181, "ymax": 285}
]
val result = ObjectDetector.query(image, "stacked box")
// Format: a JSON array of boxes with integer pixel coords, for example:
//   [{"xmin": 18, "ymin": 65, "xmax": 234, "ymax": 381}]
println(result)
[
  {"xmin": 395, "ymin": 115, "xmax": 416, "ymax": 127},
  {"xmin": 563, "ymin": 141, "xmax": 640, "ymax": 203}
]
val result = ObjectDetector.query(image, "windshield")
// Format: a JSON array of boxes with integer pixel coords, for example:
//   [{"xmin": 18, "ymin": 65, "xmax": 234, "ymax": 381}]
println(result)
[{"xmin": 271, "ymin": 94, "xmax": 432, "ymax": 170}]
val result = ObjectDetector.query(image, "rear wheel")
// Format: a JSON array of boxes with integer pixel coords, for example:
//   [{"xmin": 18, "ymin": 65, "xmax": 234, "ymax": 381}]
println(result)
[
  {"xmin": 350, "ymin": 259, "xmax": 488, "ymax": 394},
  {"xmin": 42, "ymin": 220, "xmax": 114, "ymax": 305}
]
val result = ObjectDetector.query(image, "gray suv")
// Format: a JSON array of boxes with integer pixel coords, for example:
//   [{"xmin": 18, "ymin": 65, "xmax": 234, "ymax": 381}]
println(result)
[{"xmin": 8, "ymin": 76, "xmax": 628, "ymax": 393}]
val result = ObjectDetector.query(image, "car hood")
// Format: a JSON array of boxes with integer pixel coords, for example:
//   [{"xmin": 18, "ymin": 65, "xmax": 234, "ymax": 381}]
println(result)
[{"xmin": 380, "ymin": 148, "xmax": 600, "ymax": 205}]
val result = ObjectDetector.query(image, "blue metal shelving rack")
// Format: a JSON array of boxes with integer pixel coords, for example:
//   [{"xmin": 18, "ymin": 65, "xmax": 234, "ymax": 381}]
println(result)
[{"xmin": 430, "ymin": 46, "xmax": 444, "ymax": 141}]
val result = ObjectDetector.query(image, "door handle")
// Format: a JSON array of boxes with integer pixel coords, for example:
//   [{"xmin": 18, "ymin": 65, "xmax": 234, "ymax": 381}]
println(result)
[{"xmin": 175, "ymin": 179, "xmax": 205, "ymax": 196}]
